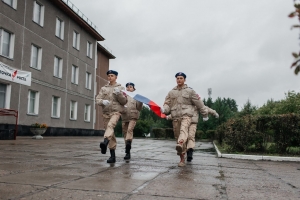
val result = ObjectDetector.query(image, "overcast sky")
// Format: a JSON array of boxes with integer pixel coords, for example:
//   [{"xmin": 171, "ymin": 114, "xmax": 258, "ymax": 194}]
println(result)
[{"xmin": 71, "ymin": 0, "xmax": 299, "ymax": 110}]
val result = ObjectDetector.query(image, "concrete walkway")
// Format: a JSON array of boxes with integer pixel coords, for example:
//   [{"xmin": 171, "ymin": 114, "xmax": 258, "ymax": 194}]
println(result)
[{"xmin": 0, "ymin": 137, "xmax": 299, "ymax": 200}]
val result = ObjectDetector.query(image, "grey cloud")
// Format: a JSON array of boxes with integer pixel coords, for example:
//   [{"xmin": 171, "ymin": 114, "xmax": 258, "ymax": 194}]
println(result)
[{"xmin": 72, "ymin": 0, "xmax": 299, "ymax": 109}]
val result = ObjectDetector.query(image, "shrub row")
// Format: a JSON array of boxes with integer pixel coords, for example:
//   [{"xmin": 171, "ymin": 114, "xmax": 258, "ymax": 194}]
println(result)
[
  {"xmin": 151, "ymin": 128, "xmax": 216, "ymax": 140},
  {"xmin": 152, "ymin": 128, "xmax": 175, "ymax": 139},
  {"xmin": 215, "ymin": 114, "xmax": 300, "ymax": 154}
]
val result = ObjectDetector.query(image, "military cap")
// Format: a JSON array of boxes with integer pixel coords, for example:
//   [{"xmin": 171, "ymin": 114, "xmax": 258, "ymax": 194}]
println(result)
[
  {"xmin": 106, "ymin": 70, "xmax": 118, "ymax": 76},
  {"xmin": 175, "ymin": 72, "xmax": 186, "ymax": 79}
]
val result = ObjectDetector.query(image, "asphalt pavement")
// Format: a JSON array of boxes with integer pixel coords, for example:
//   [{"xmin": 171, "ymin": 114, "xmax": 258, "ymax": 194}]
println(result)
[{"xmin": 0, "ymin": 137, "xmax": 299, "ymax": 200}]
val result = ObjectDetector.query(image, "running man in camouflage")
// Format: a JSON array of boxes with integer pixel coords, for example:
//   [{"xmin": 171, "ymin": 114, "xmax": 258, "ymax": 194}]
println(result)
[
  {"xmin": 162, "ymin": 72, "xmax": 208, "ymax": 167},
  {"xmin": 121, "ymin": 82, "xmax": 143, "ymax": 160},
  {"xmin": 166, "ymin": 106, "xmax": 219, "ymax": 162},
  {"xmin": 96, "ymin": 70, "xmax": 127, "ymax": 163},
  {"xmin": 186, "ymin": 106, "xmax": 219, "ymax": 162}
]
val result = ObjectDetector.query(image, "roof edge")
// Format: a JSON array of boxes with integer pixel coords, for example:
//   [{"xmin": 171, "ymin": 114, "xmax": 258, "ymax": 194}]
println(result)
[
  {"xmin": 50, "ymin": 0, "xmax": 105, "ymax": 41},
  {"xmin": 97, "ymin": 43, "xmax": 116, "ymax": 59}
]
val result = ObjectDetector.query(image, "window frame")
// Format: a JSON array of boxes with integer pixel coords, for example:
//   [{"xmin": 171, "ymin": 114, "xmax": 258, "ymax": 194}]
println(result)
[
  {"xmin": 51, "ymin": 96, "xmax": 61, "ymax": 118},
  {"xmin": 70, "ymin": 100, "xmax": 77, "ymax": 120},
  {"xmin": 0, "ymin": 28, "xmax": 15, "ymax": 59},
  {"xmin": 71, "ymin": 65, "xmax": 78, "ymax": 84},
  {"xmin": 0, "ymin": 83, "xmax": 11, "ymax": 109},
  {"xmin": 27, "ymin": 90, "xmax": 39, "ymax": 115},
  {"xmin": 33, "ymin": 1, "xmax": 44, "ymax": 27},
  {"xmin": 87, "ymin": 41, "xmax": 93, "ymax": 58},
  {"xmin": 2, "ymin": 0, "xmax": 17, "ymax": 9},
  {"xmin": 53, "ymin": 56, "xmax": 63, "ymax": 78},
  {"xmin": 84, "ymin": 104, "xmax": 91, "ymax": 122},
  {"xmin": 30, "ymin": 44, "xmax": 42, "ymax": 70},
  {"xmin": 85, "ymin": 72, "xmax": 91, "ymax": 90},
  {"xmin": 72, "ymin": 31, "xmax": 80, "ymax": 50},
  {"xmin": 55, "ymin": 17, "xmax": 64, "ymax": 40}
]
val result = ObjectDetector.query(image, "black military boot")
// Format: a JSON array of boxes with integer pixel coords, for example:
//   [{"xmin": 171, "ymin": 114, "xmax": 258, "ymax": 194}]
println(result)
[
  {"xmin": 124, "ymin": 152, "xmax": 131, "ymax": 160},
  {"xmin": 100, "ymin": 138, "xmax": 109, "ymax": 154},
  {"xmin": 124, "ymin": 140, "xmax": 131, "ymax": 160},
  {"xmin": 125, "ymin": 140, "xmax": 131, "ymax": 154},
  {"xmin": 107, "ymin": 149, "xmax": 116, "ymax": 163},
  {"xmin": 187, "ymin": 148, "xmax": 193, "ymax": 162}
]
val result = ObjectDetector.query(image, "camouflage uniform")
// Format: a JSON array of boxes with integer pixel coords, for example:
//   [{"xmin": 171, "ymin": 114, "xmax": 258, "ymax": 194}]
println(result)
[
  {"xmin": 96, "ymin": 83, "xmax": 127, "ymax": 150},
  {"xmin": 187, "ymin": 106, "xmax": 218, "ymax": 150},
  {"xmin": 121, "ymin": 95, "xmax": 143, "ymax": 143},
  {"xmin": 163, "ymin": 84, "xmax": 208, "ymax": 156}
]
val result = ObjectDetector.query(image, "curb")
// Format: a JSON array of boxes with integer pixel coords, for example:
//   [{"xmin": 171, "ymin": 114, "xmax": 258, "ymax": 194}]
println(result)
[{"xmin": 213, "ymin": 142, "xmax": 300, "ymax": 162}]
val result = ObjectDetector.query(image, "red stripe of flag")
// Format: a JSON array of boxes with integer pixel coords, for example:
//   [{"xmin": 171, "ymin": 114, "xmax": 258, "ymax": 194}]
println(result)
[{"xmin": 148, "ymin": 101, "xmax": 166, "ymax": 118}]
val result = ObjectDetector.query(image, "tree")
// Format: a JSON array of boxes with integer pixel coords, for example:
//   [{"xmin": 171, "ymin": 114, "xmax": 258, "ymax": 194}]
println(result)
[
  {"xmin": 212, "ymin": 98, "xmax": 235, "ymax": 125},
  {"xmin": 197, "ymin": 97, "xmax": 237, "ymax": 132},
  {"xmin": 256, "ymin": 91, "xmax": 300, "ymax": 115},
  {"xmin": 288, "ymin": 1, "xmax": 300, "ymax": 75},
  {"xmin": 238, "ymin": 99, "xmax": 257, "ymax": 117}
]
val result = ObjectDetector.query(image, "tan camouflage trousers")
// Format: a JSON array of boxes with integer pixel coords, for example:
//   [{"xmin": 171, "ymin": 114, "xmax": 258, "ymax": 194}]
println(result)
[
  {"xmin": 187, "ymin": 123, "xmax": 197, "ymax": 150},
  {"xmin": 172, "ymin": 116, "xmax": 192, "ymax": 155},
  {"xmin": 122, "ymin": 120, "xmax": 137, "ymax": 144},
  {"xmin": 103, "ymin": 112, "xmax": 121, "ymax": 150}
]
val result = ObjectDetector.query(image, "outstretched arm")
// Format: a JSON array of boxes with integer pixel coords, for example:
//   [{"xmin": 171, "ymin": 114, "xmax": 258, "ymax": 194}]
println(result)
[
  {"xmin": 206, "ymin": 106, "xmax": 219, "ymax": 118},
  {"xmin": 191, "ymin": 90, "xmax": 208, "ymax": 118}
]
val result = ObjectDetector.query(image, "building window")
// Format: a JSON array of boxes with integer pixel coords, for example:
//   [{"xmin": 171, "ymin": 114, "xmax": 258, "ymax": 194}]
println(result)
[
  {"xmin": 2, "ymin": 0, "xmax": 17, "ymax": 9},
  {"xmin": 73, "ymin": 31, "xmax": 80, "ymax": 50},
  {"xmin": 71, "ymin": 65, "xmax": 78, "ymax": 84},
  {"xmin": 0, "ymin": 83, "xmax": 6, "ymax": 108},
  {"xmin": 0, "ymin": 83, "xmax": 11, "ymax": 109},
  {"xmin": 70, "ymin": 101, "xmax": 77, "ymax": 120},
  {"xmin": 28, "ymin": 90, "xmax": 39, "ymax": 115},
  {"xmin": 55, "ymin": 17, "xmax": 64, "ymax": 40},
  {"xmin": 52, "ymin": 96, "xmax": 61, "ymax": 118},
  {"xmin": 0, "ymin": 29, "xmax": 15, "ymax": 59},
  {"xmin": 85, "ymin": 72, "xmax": 91, "ymax": 89},
  {"xmin": 84, "ymin": 104, "xmax": 91, "ymax": 122},
  {"xmin": 33, "ymin": 1, "xmax": 44, "ymax": 26},
  {"xmin": 87, "ymin": 41, "xmax": 93, "ymax": 58},
  {"xmin": 30, "ymin": 44, "xmax": 42, "ymax": 69},
  {"xmin": 54, "ymin": 56, "xmax": 62, "ymax": 78}
]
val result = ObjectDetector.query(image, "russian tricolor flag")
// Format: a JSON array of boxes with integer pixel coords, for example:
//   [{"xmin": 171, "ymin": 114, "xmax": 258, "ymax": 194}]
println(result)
[{"xmin": 123, "ymin": 91, "xmax": 166, "ymax": 118}]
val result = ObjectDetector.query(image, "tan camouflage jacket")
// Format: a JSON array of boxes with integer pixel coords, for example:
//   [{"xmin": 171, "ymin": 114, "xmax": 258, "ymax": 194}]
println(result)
[
  {"xmin": 163, "ymin": 84, "xmax": 208, "ymax": 119},
  {"xmin": 121, "ymin": 95, "xmax": 143, "ymax": 122},
  {"xmin": 95, "ymin": 83, "xmax": 127, "ymax": 115}
]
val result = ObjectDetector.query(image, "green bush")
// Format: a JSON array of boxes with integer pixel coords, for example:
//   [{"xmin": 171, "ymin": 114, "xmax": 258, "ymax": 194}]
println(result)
[
  {"xmin": 266, "ymin": 143, "xmax": 277, "ymax": 154},
  {"xmin": 114, "ymin": 119, "xmax": 151, "ymax": 138},
  {"xmin": 165, "ymin": 128, "xmax": 175, "ymax": 139},
  {"xmin": 204, "ymin": 130, "xmax": 216, "ymax": 140},
  {"xmin": 216, "ymin": 114, "xmax": 300, "ymax": 154},
  {"xmin": 152, "ymin": 128, "xmax": 165, "ymax": 138},
  {"xmin": 134, "ymin": 120, "xmax": 150, "ymax": 137},
  {"xmin": 195, "ymin": 130, "xmax": 204, "ymax": 140}
]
